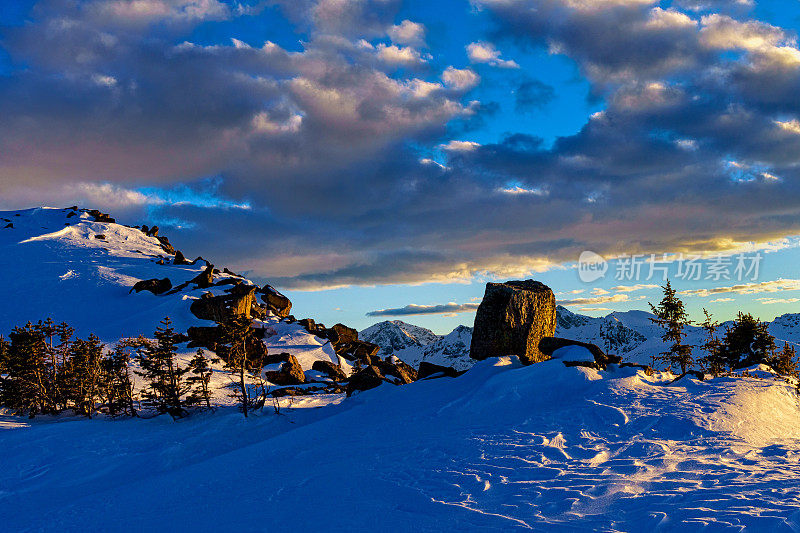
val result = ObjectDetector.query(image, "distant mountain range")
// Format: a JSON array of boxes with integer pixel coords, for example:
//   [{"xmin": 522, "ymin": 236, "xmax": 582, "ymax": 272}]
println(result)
[{"xmin": 363, "ymin": 306, "xmax": 800, "ymax": 369}]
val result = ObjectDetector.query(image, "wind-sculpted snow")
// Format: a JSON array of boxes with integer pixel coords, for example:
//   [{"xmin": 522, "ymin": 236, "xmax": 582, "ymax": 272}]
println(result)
[{"xmin": 2, "ymin": 359, "xmax": 799, "ymax": 531}]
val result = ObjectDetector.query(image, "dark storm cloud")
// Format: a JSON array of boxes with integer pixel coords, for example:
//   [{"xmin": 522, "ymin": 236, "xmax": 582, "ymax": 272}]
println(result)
[{"xmin": 3, "ymin": 0, "xmax": 800, "ymax": 290}]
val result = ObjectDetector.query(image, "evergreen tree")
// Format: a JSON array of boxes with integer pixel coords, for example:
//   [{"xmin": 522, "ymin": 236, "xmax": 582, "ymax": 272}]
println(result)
[
  {"xmin": 216, "ymin": 314, "xmax": 258, "ymax": 417},
  {"xmin": 721, "ymin": 312, "xmax": 776, "ymax": 369},
  {"xmin": 135, "ymin": 318, "xmax": 190, "ymax": 419},
  {"xmin": 186, "ymin": 349, "xmax": 213, "ymax": 409},
  {"xmin": 101, "ymin": 345, "xmax": 137, "ymax": 417},
  {"xmin": 2, "ymin": 323, "xmax": 49, "ymax": 416},
  {"xmin": 697, "ymin": 309, "xmax": 726, "ymax": 376},
  {"xmin": 766, "ymin": 343, "xmax": 799, "ymax": 378},
  {"xmin": 64, "ymin": 335, "xmax": 105, "ymax": 416},
  {"xmin": 649, "ymin": 280, "xmax": 693, "ymax": 373},
  {"xmin": 52, "ymin": 322, "xmax": 75, "ymax": 411}
]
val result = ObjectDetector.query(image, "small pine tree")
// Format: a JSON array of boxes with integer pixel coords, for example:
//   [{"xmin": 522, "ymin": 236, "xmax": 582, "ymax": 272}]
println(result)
[
  {"xmin": 649, "ymin": 280, "xmax": 693, "ymax": 373},
  {"xmin": 2, "ymin": 323, "xmax": 49, "ymax": 416},
  {"xmin": 767, "ymin": 343, "xmax": 799, "ymax": 378},
  {"xmin": 721, "ymin": 312, "xmax": 776, "ymax": 369},
  {"xmin": 697, "ymin": 309, "xmax": 726, "ymax": 376},
  {"xmin": 65, "ymin": 335, "xmax": 105, "ymax": 417},
  {"xmin": 101, "ymin": 345, "xmax": 137, "ymax": 417},
  {"xmin": 135, "ymin": 318, "xmax": 190, "ymax": 419},
  {"xmin": 216, "ymin": 314, "xmax": 257, "ymax": 417},
  {"xmin": 186, "ymin": 349, "xmax": 213, "ymax": 409}
]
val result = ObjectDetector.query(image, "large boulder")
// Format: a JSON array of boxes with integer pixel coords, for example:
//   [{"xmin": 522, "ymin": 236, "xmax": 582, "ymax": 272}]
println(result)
[
  {"xmin": 191, "ymin": 264, "xmax": 215, "ymax": 288},
  {"xmin": 189, "ymin": 285, "xmax": 257, "ymax": 322},
  {"xmin": 346, "ymin": 365, "xmax": 386, "ymax": 396},
  {"xmin": 260, "ymin": 285, "xmax": 292, "ymax": 318},
  {"xmin": 469, "ymin": 280, "xmax": 556, "ymax": 365},
  {"xmin": 311, "ymin": 360, "xmax": 347, "ymax": 381},
  {"xmin": 130, "ymin": 278, "xmax": 172, "ymax": 295},
  {"xmin": 264, "ymin": 353, "xmax": 305, "ymax": 385},
  {"xmin": 374, "ymin": 358, "xmax": 417, "ymax": 384}
]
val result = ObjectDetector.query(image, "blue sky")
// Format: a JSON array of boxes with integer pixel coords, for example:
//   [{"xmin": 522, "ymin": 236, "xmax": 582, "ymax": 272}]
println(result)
[{"xmin": 4, "ymin": 0, "xmax": 800, "ymax": 333}]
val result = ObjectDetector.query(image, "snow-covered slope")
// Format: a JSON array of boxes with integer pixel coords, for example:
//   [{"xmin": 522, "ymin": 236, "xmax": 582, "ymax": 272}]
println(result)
[
  {"xmin": 0, "ymin": 207, "xmax": 343, "ymax": 375},
  {"xmin": 2, "ymin": 358, "xmax": 799, "ymax": 531}
]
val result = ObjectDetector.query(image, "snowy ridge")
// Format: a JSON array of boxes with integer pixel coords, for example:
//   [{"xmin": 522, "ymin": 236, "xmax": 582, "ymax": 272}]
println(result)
[
  {"xmin": 361, "ymin": 321, "xmax": 474, "ymax": 370},
  {"xmin": 359, "ymin": 320, "xmax": 440, "ymax": 355},
  {"xmin": 0, "ymin": 207, "xmax": 343, "ymax": 377}
]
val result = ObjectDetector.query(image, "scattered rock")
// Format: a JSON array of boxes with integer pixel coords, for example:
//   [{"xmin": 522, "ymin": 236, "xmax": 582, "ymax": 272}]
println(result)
[
  {"xmin": 186, "ymin": 325, "xmax": 221, "ymax": 350},
  {"xmin": 346, "ymin": 365, "xmax": 386, "ymax": 396},
  {"xmin": 539, "ymin": 337, "xmax": 620, "ymax": 367},
  {"xmin": 418, "ymin": 361, "xmax": 461, "ymax": 380},
  {"xmin": 312, "ymin": 360, "xmax": 347, "ymax": 381},
  {"xmin": 87, "ymin": 209, "xmax": 115, "ymax": 223},
  {"xmin": 66, "ymin": 211, "xmax": 77, "ymax": 218},
  {"xmin": 156, "ymin": 236, "xmax": 175, "ymax": 255},
  {"xmin": 264, "ymin": 353, "xmax": 305, "ymax": 385},
  {"xmin": 374, "ymin": 358, "xmax": 417, "ymax": 384},
  {"xmin": 298, "ymin": 318, "xmax": 316, "ymax": 332},
  {"xmin": 470, "ymin": 280, "xmax": 556, "ymax": 365},
  {"xmin": 330, "ymin": 323, "xmax": 358, "ymax": 345},
  {"xmin": 173, "ymin": 250, "xmax": 193, "ymax": 265},
  {"xmin": 190, "ymin": 264, "xmax": 215, "ymax": 288},
  {"xmin": 260, "ymin": 285, "xmax": 292, "ymax": 318},
  {"xmin": 130, "ymin": 278, "xmax": 172, "ymax": 295},
  {"xmin": 4, "ymin": 223, "xmax": 13, "ymax": 229},
  {"xmin": 189, "ymin": 284, "xmax": 257, "ymax": 322}
]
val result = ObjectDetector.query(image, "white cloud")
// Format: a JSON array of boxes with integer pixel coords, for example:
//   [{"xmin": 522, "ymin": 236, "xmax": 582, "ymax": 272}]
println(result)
[
  {"xmin": 612, "ymin": 283, "xmax": 659, "ymax": 292},
  {"xmin": 376, "ymin": 44, "xmax": 426, "ymax": 66},
  {"xmin": 388, "ymin": 20, "xmax": 426, "ymax": 47},
  {"xmin": 442, "ymin": 66, "xmax": 480, "ymax": 91},
  {"xmin": 439, "ymin": 140, "xmax": 481, "ymax": 152},
  {"xmin": 758, "ymin": 297, "xmax": 800, "ymax": 305},
  {"xmin": 466, "ymin": 42, "xmax": 519, "ymax": 68},
  {"xmin": 557, "ymin": 294, "xmax": 631, "ymax": 306},
  {"xmin": 681, "ymin": 279, "xmax": 800, "ymax": 297}
]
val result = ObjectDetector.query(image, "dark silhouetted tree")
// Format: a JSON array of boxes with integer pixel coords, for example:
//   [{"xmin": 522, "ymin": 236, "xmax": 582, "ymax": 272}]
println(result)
[
  {"xmin": 650, "ymin": 280, "xmax": 693, "ymax": 373},
  {"xmin": 135, "ymin": 318, "xmax": 190, "ymax": 419},
  {"xmin": 186, "ymin": 349, "xmax": 213, "ymax": 409},
  {"xmin": 721, "ymin": 312, "xmax": 775, "ymax": 369},
  {"xmin": 697, "ymin": 309, "xmax": 726, "ymax": 376}
]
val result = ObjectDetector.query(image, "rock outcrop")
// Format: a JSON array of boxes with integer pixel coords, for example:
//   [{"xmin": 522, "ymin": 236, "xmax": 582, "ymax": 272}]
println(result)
[
  {"xmin": 259, "ymin": 285, "xmax": 292, "ymax": 318},
  {"xmin": 190, "ymin": 264, "xmax": 215, "ymax": 288},
  {"xmin": 189, "ymin": 285, "xmax": 257, "ymax": 322},
  {"xmin": 312, "ymin": 360, "xmax": 347, "ymax": 381},
  {"xmin": 470, "ymin": 280, "xmax": 556, "ymax": 365},
  {"xmin": 264, "ymin": 353, "xmax": 305, "ymax": 385},
  {"xmin": 130, "ymin": 278, "xmax": 172, "ymax": 295}
]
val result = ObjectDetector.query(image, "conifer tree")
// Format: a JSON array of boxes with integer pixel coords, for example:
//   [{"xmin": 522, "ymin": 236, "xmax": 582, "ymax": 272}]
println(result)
[
  {"xmin": 186, "ymin": 349, "xmax": 213, "ymax": 409},
  {"xmin": 2, "ymin": 323, "xmax": 49, "ymax": 416},
  {"xmin": 135, "ymin": 318, "xmax": 190, "ymax": 418},
  {"xmin": 721, "ymin": 312, "xmax": 776, "ymax": 369},
  {"xmin": 101, "ymin": 345, "xmax": 137, "ymax": 417},
  {"xmin": 767, "ymin": 343, "xmax": 799, "ymax": 378},
  {"xmin": 649, "ymin": 280, "xmax": 693, "ymax": 373},
  {"xmin": 697, "ymin": 309, "xmax": 726, "ymax": 376},
  {"xmin": 216, "ymin": 314, "xmax": 257, "ymax": 417},
  {"xmin": 65, "ymin": 335, "xmax": 105, "ymax": 417}
]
